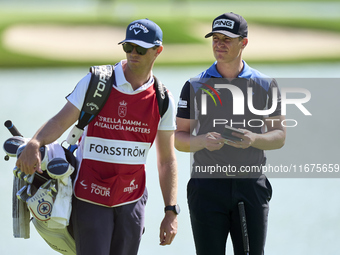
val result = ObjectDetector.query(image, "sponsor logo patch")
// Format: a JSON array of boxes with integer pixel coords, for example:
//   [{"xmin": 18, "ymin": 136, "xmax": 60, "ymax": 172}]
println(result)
[
  {"xmin": 118, "ymin": 100, "xmax": 127, "ymax": 118},
  {"xmin": 124, "ymin": 179, "xmax": 139, "ymax": 193},
  {"xmin": 178, "ymin": 99, "xmax": 188, "ymax": 108},
  {"xmin": 37, "ymin": 199, "xmax": 53, "ymax": 219},
  {"xmin": 213, "ymin": 19, "xmax": 235, "ymax": 30},
  {"xmin": 27, "ymin": 189, "xmax": 54, "ymax": 221},
  {"xmin": 91, "ymin": 183, "xmax": 110, "ymax": 197},
  {"xmin": 129, "ymin": 23, "xmax": 149, "ymax": 34}
]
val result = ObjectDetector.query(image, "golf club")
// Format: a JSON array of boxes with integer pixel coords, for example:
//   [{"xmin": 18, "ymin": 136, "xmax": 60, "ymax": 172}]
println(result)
[{"xmin": 238, "ymin": 201, "xmax": 250, "ymax": 255}]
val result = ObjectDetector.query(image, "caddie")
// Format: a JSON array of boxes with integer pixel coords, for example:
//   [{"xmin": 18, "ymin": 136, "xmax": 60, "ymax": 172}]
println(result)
[{"xmin": 16, "ymin": 18, "xmax": 179, "ymax": 255}]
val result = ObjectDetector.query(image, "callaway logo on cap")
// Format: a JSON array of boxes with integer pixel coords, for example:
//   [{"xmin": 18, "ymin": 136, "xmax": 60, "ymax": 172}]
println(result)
[
  {"xmin": 118, "ymin": 18, "xmax": 163, "ymax": 48},
  {"xmin": 205, "ymin": 12, "xmax": 248, "ymax": 38}
]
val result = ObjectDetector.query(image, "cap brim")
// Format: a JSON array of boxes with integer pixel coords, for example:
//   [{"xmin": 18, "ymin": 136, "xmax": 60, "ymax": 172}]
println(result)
[
  {"xmin": 118, "ymin": 39, "xmax": 158, "ymax": 48},
  {"xmin": 205, "ymin": 30, "xmax": 241, "ymax": 39}
]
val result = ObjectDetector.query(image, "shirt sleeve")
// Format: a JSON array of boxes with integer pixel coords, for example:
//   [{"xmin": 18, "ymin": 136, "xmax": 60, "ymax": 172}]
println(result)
[
  {"xmin": 176, "ymin": 80, "xmax": 194, "ymax": 119},
  {"xmin": 268, "ymin": 78, "xmax": 282, "ymax": 117},
  {"xmin": 158, "ymin": 90, "xmax": 177, "ymax": 131},
  {"xmin": 65, "ymin": 73, "xmax": 91, "ymax": 110}
]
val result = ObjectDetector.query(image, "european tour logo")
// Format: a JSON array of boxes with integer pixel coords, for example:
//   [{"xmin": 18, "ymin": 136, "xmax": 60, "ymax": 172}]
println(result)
[{"xmin": 199, "ymin": 83, "xmax": 311, "ymax": 128}]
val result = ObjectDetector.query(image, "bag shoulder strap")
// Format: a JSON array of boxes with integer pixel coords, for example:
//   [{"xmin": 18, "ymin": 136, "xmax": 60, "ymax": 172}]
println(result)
[
  {"xmin": 153, "ymin": 75, "xmax": 169, "ymax": 118},
  {"xmin": 76, "ymin": 65, "xmax": 115, "ymax": 130}
]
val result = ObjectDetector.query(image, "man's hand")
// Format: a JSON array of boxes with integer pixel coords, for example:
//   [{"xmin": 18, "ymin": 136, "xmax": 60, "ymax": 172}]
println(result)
[
  {"xmin": 159, "ymin": 211, "xmax": 178, "ymax": 246},
  {"xmin": 203, "ymin": 132, "xmax": 225, "ymax": 151},
  {"xmin": 16, "ymin": 139, "xmax": 42, "ymax": 175},
  {"xmin": 224, "ymin": 129, "xmax": 255, "ymax": 149}
]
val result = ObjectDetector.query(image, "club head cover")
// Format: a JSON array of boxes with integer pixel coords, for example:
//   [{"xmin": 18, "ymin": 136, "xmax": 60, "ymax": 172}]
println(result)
[
  {"xmin": 16, "ymin": 143, "xmax": 28, "ymax": 159},
  {"xmin": 46, "ymin": 158, "xmax": 74, "ymax": 185},
  {"xmin": 3, "ymin": 136, "xmax": 27, "ymax": 157}
]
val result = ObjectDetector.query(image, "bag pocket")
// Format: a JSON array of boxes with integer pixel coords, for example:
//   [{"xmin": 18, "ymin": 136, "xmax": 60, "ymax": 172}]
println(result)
[
  {"xmin": 74, "ymin": 162, "xmax": 146, "ymax": 207},
  {"xmin": 33, "ymin": 218, "xmax": 76, "ymax": 255}
]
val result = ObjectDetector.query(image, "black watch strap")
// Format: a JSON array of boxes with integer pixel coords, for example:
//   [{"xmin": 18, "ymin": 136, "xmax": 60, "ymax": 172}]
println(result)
[{"xmin": 164, "ymin": 204, "xmax": 180, "ymax": 215}]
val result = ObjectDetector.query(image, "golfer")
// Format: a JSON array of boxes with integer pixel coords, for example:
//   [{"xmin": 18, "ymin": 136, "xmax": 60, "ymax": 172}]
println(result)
[{"xmin": 175, "ymin": 12, "xmax": 286, "ymax": 255}]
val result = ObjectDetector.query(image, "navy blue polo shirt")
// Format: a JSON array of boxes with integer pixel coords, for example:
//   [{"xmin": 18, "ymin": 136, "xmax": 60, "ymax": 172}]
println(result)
[{"xmin": 177, "ymin": 61, "xmax": 282, "ymax": 174}]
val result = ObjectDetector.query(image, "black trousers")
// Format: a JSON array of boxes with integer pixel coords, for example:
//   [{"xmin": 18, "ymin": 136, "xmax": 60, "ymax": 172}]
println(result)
[
  {"xmin": 71, "ymin": 189, "xmax": 148, "ymax": 255},
  {"xmin": 187, "ymin": 175, "xmax": 272, "ymax": 255}
]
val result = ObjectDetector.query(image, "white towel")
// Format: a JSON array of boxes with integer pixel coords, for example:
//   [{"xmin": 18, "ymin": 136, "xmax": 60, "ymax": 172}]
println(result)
[
  {"xmin": 46, "ymin": 142, "xmax": 73, "ymax": 229},
  {"xmin": 12, "ymin": 140, "xmax": 31, "ymax": 239},
  {"xmin": 13, "ymin": 177, "xmax": 30, "ymax": 239}
]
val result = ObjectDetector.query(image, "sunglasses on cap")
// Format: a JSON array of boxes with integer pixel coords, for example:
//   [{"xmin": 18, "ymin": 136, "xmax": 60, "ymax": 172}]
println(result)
[{"xmin": 122, "ymin": 43, "xmax": 149, "ymax": 55}]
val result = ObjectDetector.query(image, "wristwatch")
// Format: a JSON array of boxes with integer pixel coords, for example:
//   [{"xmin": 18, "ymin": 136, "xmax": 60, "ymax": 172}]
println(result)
[{"xmin": 164, "ymin": 204, "xmax": 180, "ymax": 215}]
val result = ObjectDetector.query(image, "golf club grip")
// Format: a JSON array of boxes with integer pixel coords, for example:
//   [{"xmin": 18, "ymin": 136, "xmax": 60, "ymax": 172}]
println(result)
[
  {"xmin": 238, "ymin": 201, "xmax": 250, "ymax": 254},
  {"xmin": 4, "ymin": 120, "xmax": 23, "ymax": 137}
]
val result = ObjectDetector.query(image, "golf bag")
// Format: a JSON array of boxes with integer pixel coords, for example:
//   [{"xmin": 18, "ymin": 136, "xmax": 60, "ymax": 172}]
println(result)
[{"xmin": 3, "ymin": 134, "xmax": 77, "ymax": 255}]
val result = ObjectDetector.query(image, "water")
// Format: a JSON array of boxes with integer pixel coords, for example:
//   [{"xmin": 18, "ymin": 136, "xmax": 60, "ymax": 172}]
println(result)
[{"xmin": 1, "ymin": 62, "xmax": 340, "ymax": 254}]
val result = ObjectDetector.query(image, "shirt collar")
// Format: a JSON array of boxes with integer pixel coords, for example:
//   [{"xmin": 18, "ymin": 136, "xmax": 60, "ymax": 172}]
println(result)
[
  {"xmin": 206, "ymin": 60, "xmax": 252, "ymax": 79},
  {"xmin": 114, "ymin": 60, "xmax": 128, "ymax": 87},
  {"xmin": 115, "ymin": 60, "xmax": 154, "ymax": 93},
  {"xmin": 206, "ymin": 61, "xmax": 222, "ymax": 78}
]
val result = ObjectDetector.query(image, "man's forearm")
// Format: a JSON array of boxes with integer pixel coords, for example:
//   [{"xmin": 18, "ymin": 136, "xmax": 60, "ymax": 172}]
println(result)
[
  {"xmin": 158, "ymin": 158, "xmax": 177, "ymax": 206},
  {"xmin": 174, "ymin": 131, "xmax": 206, "ymax": 152},
  {"xmin": 251, "ymin": 129, "xmax": 286, "ymax": 150},
  {"xmin": 250, "ymin": 115, "xmax": 286, "ymax": 150},
  {"xmin": 32, "ymin": 118, "xmax": 67, "ymax": 147},
  {"xmin": 32, "ymin": 101, "xmax": 80, "ymax": 146},
  {"xmin": 16, "ymin": 102, "xmax": 79, "ymax": 174}
]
